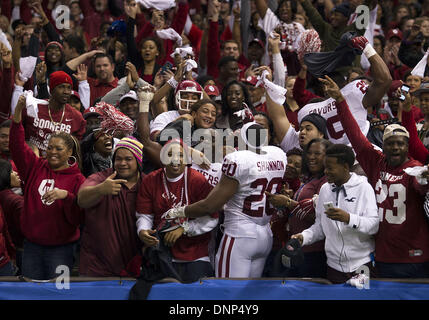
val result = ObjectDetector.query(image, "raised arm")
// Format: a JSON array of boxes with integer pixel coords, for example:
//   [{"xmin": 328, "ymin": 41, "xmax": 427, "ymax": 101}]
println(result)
[
  {"xmin": 348, "ymin": 37, "xmax": 392, "ymax": 109},
  {"xmin": 298, "ymin": 0, "xmax": 329, "ymax": 37},
  {"xmin": 293, "ymin": 65, "xmax": 320, "ymax": 107},
  {"xmin": 136, "ymin": 87, "xmax": 163, "ymax": 168},
  {"xmin": 66, "ymin": 50, "xmax": 103, "ymax": 72},
  {"xmin": 259, "ymin": 67, "xmax": 291, "ymax": 143},
  {"xmin": 319, "ymin": 75, "xmax": 382, "ymax": 172},
  {"xmin": 401, "ymin": 92, "xmax": 429, "ymax": 164},
  {"xmin": 0, "ymin": 44, "xmax": 13, "ymax": 122}
]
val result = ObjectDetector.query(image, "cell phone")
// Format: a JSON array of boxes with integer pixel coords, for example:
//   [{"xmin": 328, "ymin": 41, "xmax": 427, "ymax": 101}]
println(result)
[
  {"xmin": 323, "ymin": 202, "xmax": 334, "ymax": 211},
  {"xmin": 399, "ymin": 84, "xmax": 410, "ymax": 101},
  {"xmin": 161, "ymin": 61, "xmax": 173, "ymax": 74}
]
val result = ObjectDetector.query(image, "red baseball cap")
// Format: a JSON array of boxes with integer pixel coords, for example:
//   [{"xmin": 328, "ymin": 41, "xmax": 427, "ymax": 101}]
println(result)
[
  {"xmin": 241, "ymin": 75, "xmax": 258, "ymax": 86},
  {"xmin": 386, "ymin": 28, "xmax": 403, "ymax": 41},
  {"xmin": 83, "ymin": 106, "xmax": 103, "ymax": 119},
  {"xmin": 249, "ymin": 38, "xmax": 265, "ymax": 49},
  {"xmin": 70, "ymin": 90, "xmax": 81, "ymax": 101},
  {"xmin": 204, "ymin": 84, "xmax": 220, "ymax": 96}
]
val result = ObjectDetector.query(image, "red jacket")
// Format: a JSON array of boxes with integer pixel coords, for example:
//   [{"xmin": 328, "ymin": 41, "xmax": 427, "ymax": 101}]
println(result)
[{"xmin": 10, "ymin": 122, "xmax": 85, "ymax": 246}]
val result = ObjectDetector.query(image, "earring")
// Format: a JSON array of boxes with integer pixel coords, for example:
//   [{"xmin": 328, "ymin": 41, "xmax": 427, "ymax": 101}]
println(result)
[{"xmin": 68, "ymin": 156, "xmax": 77, "ymax": 167}]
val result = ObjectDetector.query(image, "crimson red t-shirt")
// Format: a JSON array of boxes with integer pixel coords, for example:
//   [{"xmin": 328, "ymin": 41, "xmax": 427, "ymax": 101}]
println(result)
[
  {"xmin": 337, "ymin": 99, "xmax": 429, "ymax": 264},
  {"xmin": 22, "ymin": 103, "xmax": 86, "ymax": 154},
  {"xmin": 136, "ymin": 167, "xmax": 216, "ymax": 261}
]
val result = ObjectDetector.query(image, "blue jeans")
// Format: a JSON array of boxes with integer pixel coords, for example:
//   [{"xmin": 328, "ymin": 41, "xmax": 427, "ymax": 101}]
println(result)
[
  {"xmin": 0, "ymin": 261, "xmax": 15, "ymax": 276},
  {"xmin": 376, "ymin": 261, "xmax": 429, "ymax": 278},
  {"xmin": 22, "ymin": 239, "xmax": 76, "ymax": 280}
]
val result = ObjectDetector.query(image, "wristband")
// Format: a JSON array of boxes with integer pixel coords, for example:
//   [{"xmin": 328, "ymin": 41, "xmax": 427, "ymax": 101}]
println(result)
[
  {"xmin": 167, "ymin": 77, "xmax": 178, "ymax": 89},
  {"xmin": 138, "ymin": 91, "xmax": 154, "ymax": 113},
  {"xmin": 139, "ymin": 101, "xmax": 150, "ymax": 113},
  {"xmin": 363, "ymin": 43, "xmax": 377, "ymax": 59}
]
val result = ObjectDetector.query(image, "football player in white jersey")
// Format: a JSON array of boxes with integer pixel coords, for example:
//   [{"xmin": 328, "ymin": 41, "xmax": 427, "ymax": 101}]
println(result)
[
  {"xmin": 162, "ymin": 122, "xmax": 287, "ymax": 278},
  {"xmin": 264, "ymin": 35, "xmax": 392, "ymax": 153}
]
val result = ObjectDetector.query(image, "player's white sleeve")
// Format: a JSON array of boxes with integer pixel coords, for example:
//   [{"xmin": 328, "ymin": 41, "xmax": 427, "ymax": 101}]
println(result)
[
  {"xmin": 78, "ymin": 80, "xmax": 90, "ymax": 110},
  {"xmin": 259, "ymin": 8, "xmax": 280, "ymax": 35},
  {"xmin": 136, "ymin": 212, "xmax": 154, "ymax": 235},
  {"xmin": 302, "ymin": 191, "xmax": 326, "ymax": 246},
  {"xmin": 183, "ymin": 216, "xmax": 219, "ymax": 237},
  {"xmin": 272, "ymin": 52, "xmax": 286, "ymax": 87},
  {"xmin": 280, "ymin": 125, "xmax": 300, "ymax": 153}
]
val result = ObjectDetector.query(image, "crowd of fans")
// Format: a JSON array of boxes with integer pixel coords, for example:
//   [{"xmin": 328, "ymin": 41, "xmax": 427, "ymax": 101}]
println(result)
[{"xmin": 0, "ymin": 0, "xmax": 429, "ymax": 285}]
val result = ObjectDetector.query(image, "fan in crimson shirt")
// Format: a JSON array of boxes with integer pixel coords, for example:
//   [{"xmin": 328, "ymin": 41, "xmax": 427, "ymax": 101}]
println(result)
[
  {"xmin": 320, "ymin": 75, "xmax": 429, "ymax": 278},
  {"xmin": 136, "ymin": 139, "xmax": 218, "ymax": 283},
  {"xmin": 21, "ymin": 71, "xmax": 86, "ymax": 156}
]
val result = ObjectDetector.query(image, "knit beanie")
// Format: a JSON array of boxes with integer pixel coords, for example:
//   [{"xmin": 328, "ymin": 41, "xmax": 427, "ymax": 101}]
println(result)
[
  {"xmin": 113, "ymin": 136, "xmax": 143, "ymax": 169},
  {"xmin": 49, "ymin": 71, "xmax": 73, "ymax": 92},
  {"xmin": 300, "ymin": 113, "xmax": 328, "ymax": 139}
]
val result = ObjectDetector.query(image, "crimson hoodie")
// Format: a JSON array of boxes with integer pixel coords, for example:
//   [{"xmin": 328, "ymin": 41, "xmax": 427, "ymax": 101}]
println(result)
[{"xmin": 9, "ymin": 122, "xmax": 85, "ymax": 246}]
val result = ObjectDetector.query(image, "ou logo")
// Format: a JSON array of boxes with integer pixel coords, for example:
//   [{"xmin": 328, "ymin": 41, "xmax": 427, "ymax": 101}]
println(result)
[{"xmin": 38, "ymin": 179, "xmax": 55, "ymax": 205}]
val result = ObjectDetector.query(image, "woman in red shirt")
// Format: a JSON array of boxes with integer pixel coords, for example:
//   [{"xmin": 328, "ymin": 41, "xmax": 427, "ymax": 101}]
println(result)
[{"xmin": 10, "ymin": 95, "xmax": 85, "ymax": 280}]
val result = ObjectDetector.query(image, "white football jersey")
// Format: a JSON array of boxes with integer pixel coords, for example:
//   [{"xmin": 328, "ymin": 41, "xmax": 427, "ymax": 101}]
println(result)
[
  {"xmin": 191, "ymin": 162, "xmax": 222, "ymax": 187},
  {"xmin": 221, "ymin": 145, "xmax": 287, "ymax": 238},
  {"xmin": 297, "ymin": 79, "xmax": 370, "ymax": 144}
]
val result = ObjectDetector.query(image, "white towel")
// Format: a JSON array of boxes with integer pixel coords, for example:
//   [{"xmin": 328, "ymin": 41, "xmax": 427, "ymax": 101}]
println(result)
[
  {"xmin": 411, "ymin": 48, "xmax": 429, "ymax": 78},
  {"xmin": 156, "ymin": 28, "xmax": 183, "ymax": 47},
  {"xmin": 136, "ymin": 0, "xmax": 176, "ymax": 11},
  {"xmin": 185, "ymin": 59, "xmax": 198, "ymax": 72},
  {"xmin": 404, "ymin": 166, "xmax": 429, "ymax": 185},
  {"xmin": 23, "ymin": 90, "xmax": 49, "ymax": 119},
  {"xmin": 19, "ymin": 56, "xmax": 38, "ymax": 83},
  {"xmin": 256, "ymin": 70, "xmax": 287, "ymax": 105},
  {"xmin": 170, "ymin": 46, "xmax": 194, "ymax": 59}
]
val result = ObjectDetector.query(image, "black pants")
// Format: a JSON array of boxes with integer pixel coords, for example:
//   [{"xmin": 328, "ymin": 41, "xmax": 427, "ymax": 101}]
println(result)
[
  {"xmin": 287, "ymin": 251, "xmax": 327, "ymax": 278},
  {"xmin": 173, "ymin": 260, "xmax": 214, "ymax": 283},
  {"xmin": 376, "ymin": 261, "xmax": 429, "ymax": 278}
]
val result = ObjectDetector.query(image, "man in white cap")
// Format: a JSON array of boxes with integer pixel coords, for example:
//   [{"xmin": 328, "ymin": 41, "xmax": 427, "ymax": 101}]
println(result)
[
  {"xmin": 321, "ymin": 74, "xmax": 429, "ymax": 279},
  {"xmin": 119, "ymin": 90, "xmax": 139, "ymax": 122}
]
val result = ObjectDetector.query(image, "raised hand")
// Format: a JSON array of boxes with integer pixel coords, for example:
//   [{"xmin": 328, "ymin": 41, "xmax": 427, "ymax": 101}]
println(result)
[
  {"xmin": 35, "ymin": 61, "xmax": 47, "ymax": 84},
  {"xmin": 73, "ymin": 64, "xmax": 88, "ymax": 82},
  {"xmin": 349, "ymin": 36, "xmax": 369, "ymax": 52},
  {"xmin": 318, "ymin": 75, "xmax": 344, "ymax": 101},
  {"xmin": 125, "ymin": 61, "xmax": 139, "ymax": 84},
  {"xmin": 254, "ymin": 65, "xmax": 273, "ymax": 81}
]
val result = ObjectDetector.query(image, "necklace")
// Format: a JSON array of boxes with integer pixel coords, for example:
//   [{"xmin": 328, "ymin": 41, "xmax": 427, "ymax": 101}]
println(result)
[
  {"xmin": 162, "ymin": 167, "xmax": 189, "ymax": 209},
  {"xmin": 48, "ymin": 105, "xmax": 65, "ymax": 126}
]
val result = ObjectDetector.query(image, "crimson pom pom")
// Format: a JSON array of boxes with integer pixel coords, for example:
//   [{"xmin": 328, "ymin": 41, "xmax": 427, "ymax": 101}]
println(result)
[
  {"xmin": 297, "ymin": 29, "xmax": 322, "ymax": 61},
  {"xmin": 94, "ymin": 101, "xmax": 135, "ymax": 136}
]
